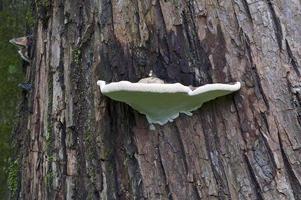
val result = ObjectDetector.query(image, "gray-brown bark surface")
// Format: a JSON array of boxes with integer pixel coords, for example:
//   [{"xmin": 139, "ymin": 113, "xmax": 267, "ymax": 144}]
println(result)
[{"xmin": 15, "ymin": 0, "xmax": 301, "ymax": 199}]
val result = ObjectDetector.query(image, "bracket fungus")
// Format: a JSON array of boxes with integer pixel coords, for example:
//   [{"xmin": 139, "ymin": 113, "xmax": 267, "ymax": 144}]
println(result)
[{"xmin": 97, "ymin": 79, "xmax": 241, "ymax": 125}]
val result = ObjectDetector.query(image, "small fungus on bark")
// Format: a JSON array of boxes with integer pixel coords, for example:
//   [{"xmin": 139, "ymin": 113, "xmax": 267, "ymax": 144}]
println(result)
[
  {"xmin": 9, "ymin": 36, "xmax": 31, "ymax": 63},
  {"xmin": 97, "ymin": 80, "xmax": 241, "ymax": 125}
]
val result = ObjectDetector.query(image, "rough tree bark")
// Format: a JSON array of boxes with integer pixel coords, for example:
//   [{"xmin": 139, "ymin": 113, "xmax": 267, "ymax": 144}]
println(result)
[{"xmin": 15, "ymin": 0, "xmax": 301, "ymax": 199}]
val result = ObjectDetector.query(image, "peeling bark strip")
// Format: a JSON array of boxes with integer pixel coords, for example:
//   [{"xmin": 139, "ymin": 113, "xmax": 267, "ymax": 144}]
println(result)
[{"xmin": 15, "ymin": 0, "xmax": 301, "ymax": 199}]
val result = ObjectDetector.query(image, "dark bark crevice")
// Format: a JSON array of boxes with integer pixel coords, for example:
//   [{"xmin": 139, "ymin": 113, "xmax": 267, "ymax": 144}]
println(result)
[
  {"xmin": 252, "ymin": 66, "xmax": 270, "ymax": 110},
  {"xmin": 232, "ymin": 94, "xmax": 272, "ymax": 199},
  {"xmin": 265, "ymin": 0, "xmax": 283, "ymax": 49},
  {"xmin": 157, "ymin": 140, "xmax": 173, "ymax": 200},
  {"xmin": 253, "ymin": 134, "xmax": 277, "ymax": 186},
  {"xmin": 243, "ymin": 153, "xmax": 264, "ymax": 200},
  {"xmin": 241, "ymin": 0, "xmax": 253, "ymax": 23},
  {"xmin": 278, "ymin": 132, "xmax": 301, "ymax": 199},
  {"xmin": 174, "ymin": 125, "xmax": 188, "ymax": 174},
  {"xmin": 257, "ymin": 113, "xmax": 278, "ymax": 173},
  {"xmin": 285, "ymin": 39, "xmax": 301, "ymax": 77},
  {"xmin": 201, "ymin": 108, "xmax": 231, "ymax": 199},
  {"xmin": 98, "ymin": 102, "xmax": 122, "ymax": 198},
  {"xmin": 58, "ymin": 120, "xmax": 67, "ymax": 197},
  {"xmin": 192, "ymin": 184, "xmax": 202, "ymax": 200},
  {"xmin": 240, "ymin": 30, "xmax": 270, "ymax": 111},
  {"xmin": 117, "ymin": 105, "xmax": 146, "ymax": 199},
  {"xmin": 183, "ymin": 2, "xmax": 213, "ymax": 85}
]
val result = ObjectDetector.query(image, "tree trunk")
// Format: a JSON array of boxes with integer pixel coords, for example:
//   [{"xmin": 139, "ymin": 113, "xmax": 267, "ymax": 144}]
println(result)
[{"xmin": 16, "ymin": 0, "xmax": 301, "ymax": 199}]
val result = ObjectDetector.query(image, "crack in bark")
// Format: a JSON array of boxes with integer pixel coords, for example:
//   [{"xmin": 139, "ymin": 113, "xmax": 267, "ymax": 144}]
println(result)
[
  {"xmin": 285, "ymin": 39, "xmax": 301, "ymax": 77},
  {"xmin": 157, "ymin": 0, "xmax": 168, "ymax": 36},
  {"xmin": 122, "ymin": 107, "xmax": 146, "ymax": 199},
  {"xmin": 46, "ymin": 66, "xmax": 54, "ymax": 197},
  {"xmin": 258, "ymin": 113, "xmax": 279, "ymax": 176},
  {"xmin": 232, "ymin": 95, "xmax": 271, "ymax": 199},
  {"xmin": 183, "ymin": 2, "xmax": 212, "ymax": 84},
  {"xmin": 192, "ymin": 183, "xmax": 202, "ymax": 200},
  {"xmin": 260, "ymin": 112, "xmax": 270, "ymax": 133},
  {"xmin": 174, "ymin": 125, "xmax": 188, "ymax": 174},
  {"xmin": 278, "ymin": 131, "xmax": 301, "ymax": 199},
  {"xmin": 244, "ymin": 153, "xmax": 264, "ymax": 200},
  {"xmin": 241, "ymin": 0, "xmax": 253, "ymax": 23},
  {"xmin": 59, "ymin": 120, "xmax": 67, "ymax": 176},
  {"xmin": 157, "ymin": 141, "xmax": 173, "ymax": 200},
  {"xmin": 265, "ymin": 0, "xmax": 283, "ymax": 49},
  {"xmin": 285, "ymin": 74, "xmax": 300, "ymax": 108},
  {"xmin": 98, "ymin": 103, "xmax": 120, "ymax": 199},
  {"xmin": 233, "ymin": 96, "xmax": 249, "ymax": 147},
  {"xmin": 99, "ymin": 0, "xmax": 114, "ymax": 30},
  {"xmin": 256, "ymin": 134, "xmax": 277, "ymax": 183},
  {"xmin": 285, "ymin": 71, "xmax": 301, "ymax": 130},
  {"xmin": 174, "ymin": 124, "xmax": 203, "ymax": 199},
  {"xmin": 243, "ymin": 31, "xmax": 270, "ymax": 110},
  {"xmin": 201, "ymin": 110, "xmax": 231, "ymax": 199},
  {"xmin": 252, "ymin": 67, "xmax": 269, "ymax": 110}
]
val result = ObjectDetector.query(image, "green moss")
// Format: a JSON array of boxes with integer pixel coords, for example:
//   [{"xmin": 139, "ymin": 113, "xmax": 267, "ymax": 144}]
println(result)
[
  {"xmin": 35, "ymin": 0, "xmax": 51, "ymax": 27},
  {"xmin": 87, "ymin": 192, "xmax": 93, "ymax": 200},
  {"xmin": 84, "ymin": 131, "xmax": 94, "ymax": 159},
  {"xmin": 100, "ymin": 148, "xmax": 113, "ymax": 161},
  {"xmin": 25, "ymin": 8, "xmax": 35, "ymax": 28},
  {"xmin": 46, "ymin": 69, "xmax": 53, "ymax": 154},
  {"xmin": 45, "ymin": 171, "xmax": 54, "ymax": 188},
  {"xmin": 7, "ymin": 159, "xmax": 19, "ymax": 195},
  {"xmin": 84, "ymin": 131, "xmax": 93, "ymax": 144},
  {"xmin": 36, "ymin": 0, "xmax": 50, "ymax": 8},
  {"xmin": 171, "ymin": 0, "xmax": 181, "ymax": 9},
  {"xmin": 72, "ymin": 48, "xmax": 82, "ymax": 64},
  {"xmin": 48, "ymin": 155, "xmax": 55, "ymax": 162},
  {"xmin": 46, "ymin": 121, "xmax": 53, "ymax": 148}
]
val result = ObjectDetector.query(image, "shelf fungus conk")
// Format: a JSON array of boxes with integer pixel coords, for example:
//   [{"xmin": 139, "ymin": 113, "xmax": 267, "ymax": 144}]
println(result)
[{"xmin": 97, "ymin": 80, "xmax": 241, "ymax": 125}]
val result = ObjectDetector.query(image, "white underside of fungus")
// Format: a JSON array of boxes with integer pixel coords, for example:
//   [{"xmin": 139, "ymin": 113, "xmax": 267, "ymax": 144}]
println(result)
[{"xmin": 97, "ymin": 80, "xmax": 241, "ymax": 125}]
